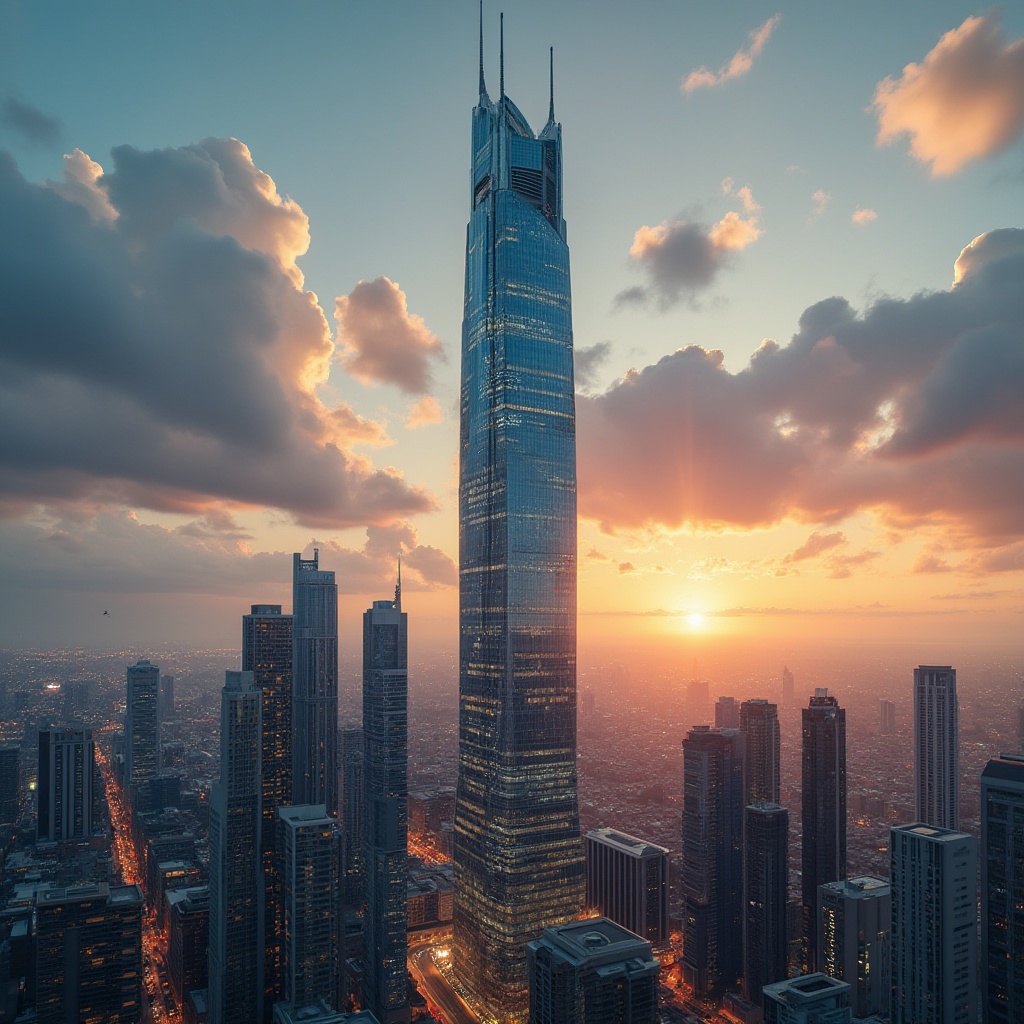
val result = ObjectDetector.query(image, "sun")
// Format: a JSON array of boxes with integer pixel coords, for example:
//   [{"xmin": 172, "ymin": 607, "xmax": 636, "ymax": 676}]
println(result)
[{"xmin": 687, "ymin": 612, "xmax": 705, "ymax": 629}]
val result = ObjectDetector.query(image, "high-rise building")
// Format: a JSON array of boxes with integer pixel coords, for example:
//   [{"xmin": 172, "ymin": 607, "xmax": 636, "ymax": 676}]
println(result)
[
  {"xmin": 37, "ymin": 726, "xmax": 95, "ymax": 842},
  {"xmin": 35, "ymin": 882, "xmax": 143, "ymax": 1024},
  {"xmin": 1017, "ymin": 705, "xmax": 1024, "ymax": 754},
  {"xmin": 981, "ymin": 753, "xmax": 1024, "ymax": 1024},
  {"xmin": 527, "ymin": 917, "xmax": 659, "ymax": 1024},
  {"xmin": 890, "ymin": 823, "xmax": 976, "ymax": 1024},
  {"xmin": 914, "ymin": 666, "xmax": 959, "ymax": 830},
  {"xmin": 452, "ymin": 20, "xmax": 583, "ymax": 1021},
  {"xmin": 292, "ymin": 550, "xmax": 338, "ymax": 816},
  {"xmin": 279, "ymin": 804, "xmax": 341, "ymax": 1011},
  {"xmin": 716, "ymin": 696, "xmax": 739, "ymax": 729},
  {"xmin": 743, "ymin": 803, "xmax": 789, "ymax": 1005},
  {"xmin": 362, "ymin": 577, "xmax": 410, "ymax": 1024},
  {"xmin": 781, "ymin": 666, "xmax": 795, "ymax": 703},
  {"xmin": 340, "ymin": 726, "xmax": 365, "ymax": 909},
  {"xmin": 802, "ymin": 688, "xmax": 846, "ymax": 972},
  {"xmin": 879, "ymin": 699, "xmax": 896, "ymax": 737},
  {"xmin": 681, "ymin": 726, "xmax": 743, "ymax": 997},
  {"xmin": 209, "ymin": 670, "xmax": 263, "ymax": 1024},
  {"xmin": 61, "ymin": 679, "xmax": 94, "ymax": 721},
  {"xmin": 585, "ymin": 827, "xmax": 670, "ymax": 945},
  {"xmin": 762, "ymin": 974, "xmax": 852, "ymax": 1024},
  {"xmin": 818, "ymin": 876, "xmax": 890, "ymax": 1020},
  {"xmin": 243, "ymin": 602, "xmax": 294, "ymax": 1017},
  {"xmin": 740, "ymin": 699, "xmax": 780, "ymax": 806},
  {"xmin": 0, "ymin": 743, "xmax": 19, "ymax": 825},
  {"xmin": 166, "ymin": 885, "xmax": 210, "ymax": 1008},
  {"xmin": 125, "ymin": 659, "xmax": 161, "ymax": 787},
  {"xmin": 161, "ymin": 674, "xmax": 175, "ymax": 720}
]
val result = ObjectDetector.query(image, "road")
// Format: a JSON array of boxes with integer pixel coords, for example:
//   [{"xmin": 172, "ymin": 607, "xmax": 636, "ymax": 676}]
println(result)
[{"xmin": 407, "ymin": 939, "xmax": 480, "ymax": 1024}]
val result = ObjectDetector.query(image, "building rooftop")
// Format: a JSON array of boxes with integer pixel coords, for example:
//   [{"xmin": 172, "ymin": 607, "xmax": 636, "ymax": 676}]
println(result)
[
  {"xmin": 893, "ymin": 822, "xmax": 972, "ymax": 842},
  {"xmin": 587, "ymin": 826, "xmax": 669, "ymax": 858},
  {"xmin": 534, "ymin": 916, "xmax": 654, "ymax": 968},
  {"xmin": 763, "ymin": 973, "xmax": 850, "ymax": 1006}
]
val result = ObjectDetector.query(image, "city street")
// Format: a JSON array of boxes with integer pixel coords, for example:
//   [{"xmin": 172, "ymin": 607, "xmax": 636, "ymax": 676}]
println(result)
[{"xmin": 407, "ymin": 939, "xmax": 479, "ymax": 1024}]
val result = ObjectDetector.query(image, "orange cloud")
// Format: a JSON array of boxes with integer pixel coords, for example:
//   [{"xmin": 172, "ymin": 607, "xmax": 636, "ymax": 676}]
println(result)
[
  {"xmin": 683, "ymin": 15, "xmax": 781, "ymax": 93},
  {"xmin": 852, "ymin": 207, "xmax": 878, "ymax": 226},
  {"xmin": 405, "ymin": 396, "xmax": 444, "ymax": 430},
  {"xmin": 872, "ymin": 14, "xmax": 1024, "ymax": 176}
]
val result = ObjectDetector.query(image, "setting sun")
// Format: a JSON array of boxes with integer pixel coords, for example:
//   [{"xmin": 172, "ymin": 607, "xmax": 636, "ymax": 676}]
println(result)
[{"xmin": 688, "ymin": 612, "xmax": 706, "ymax": 629}]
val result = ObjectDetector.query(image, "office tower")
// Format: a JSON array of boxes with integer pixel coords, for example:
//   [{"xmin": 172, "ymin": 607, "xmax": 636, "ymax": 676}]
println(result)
[
  {"xmin": 782, "ymin": 665, "xmax": 794, "ymax": 702},
  {"xmin": 61, "ymin": 679, "xmax": 94, "ymax": 721},
  {"xmin": 361, "ymin": 578, "xmax": 410, "ymax": 1024},
  {"xmin": 981, "ymin": 754, "xmax": 1024, "ymax": 1023},
  {"xmin": 743, "ymin": 804, "xmax": 789, "ymax": 1005},
  {"xmin": 37, "ymin": 726, "xmax": 95, "ymax": 841},
  {"xmin": 340, "ymin": 726, "xmax": 365, "ymax": 908},
  {"xmin": 585, "ymin": 827, "xmax": 670, "ymax": 945},
  {"xmin": 125, "ymin": 659, "xmax": 161, "ymax": 787},
  {"xmin": 716, "ymin": 696, "xmax": 739, "ymax": 729},
  {"xmin": 167, "ymin": 885, "xmax": 210, "ymax": 1008},
  {"xmin": 681, "ymin": 726, "xmax": 743, "ymax": 997},
  {"xmin": 802, "ymin": 688, "xmax": 846, "ymax": 972},
  {"xmin": 762, "ymin": 974, "xmax": 852, "ymax": 1024},
  {"xmin": 527, "ymin": 918, "xmax": 659, "ymax": 1024},
  {"xmin": 914, "ymin": 665, "xmax": 959, "ymax": 830},
  {"xmin": 243, "ymin": 602, "xmax": 294, "ymax": 1017},
  {"xmin": 35, "ymin": 882, "xmax": 143, "ymax": 1024},
  {"xmin": 208, "ymin": 670, "xmax": 263, "ymax": 1024},
  {"xmin": 740, "ymin": 699, "xmax": 780, "ymax": 806},
  {"xmin": 890, "ymin": 823, "xmax": 976, "ymax": 1024},
  {"xmin": 452, "ymin": 21, "xmax": 583, "ymax": 1021},
  {"xmin": 279, "ymin": 804, "xmax": 341, "ymax": 1010},
  {"xmin": 0, "ymin": 742, "xmax": 20, "ymax": 825},
  {"xmin": 292, "ymin": 550, "xmax": 339, "ymax": 815},
  {"xmin": 818, "ymin": 877, "xmax": 890, "ymax": 1020},
  {"xmin": 879, "ymin": 699, "xmax": 896, "ymax": 737},
  {"xmin": 159, "ymin": 674, "xmax": 174, "ymax": 719}
]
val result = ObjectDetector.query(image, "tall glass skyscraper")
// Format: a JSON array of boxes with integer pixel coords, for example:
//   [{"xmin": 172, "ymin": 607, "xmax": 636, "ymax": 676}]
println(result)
[{"xmin": 453, "ymin": 19, "xmax": 584, "ymax": 1022}]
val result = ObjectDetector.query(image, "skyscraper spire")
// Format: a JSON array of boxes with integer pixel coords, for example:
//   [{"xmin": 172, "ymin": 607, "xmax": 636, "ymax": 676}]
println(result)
[
  {"xmin": 548, "ymin": 46, "xmax": 554, "ymax": 123},
  {"xmin": 395, "ymin": 556, "xmax": 402, "ymax": 610},
  {"xmin": 478, "ymin": 0, "xmax": 486, "ymax": 98},
  {"xmin": 499, "ymin": 12, "xmax": 504, "ymax": 98}
]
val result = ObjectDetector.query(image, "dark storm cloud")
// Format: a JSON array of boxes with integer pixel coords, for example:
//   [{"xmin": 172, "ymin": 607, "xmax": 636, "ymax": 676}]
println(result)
[
  {"xmin": 0, "ymin": 94, "xmax": 61, "ymax": 145},
  {"xmin": 0, "ymin": 140, "xmax": 434, "ymax": 527}
]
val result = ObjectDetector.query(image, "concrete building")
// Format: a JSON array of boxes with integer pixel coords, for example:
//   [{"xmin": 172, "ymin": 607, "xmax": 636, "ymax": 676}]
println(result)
[
  {"xmin": 913, "ymin": 666, "xmax": 959, "ymax": 830},
  {"xmin": 37, "ymin": 726, "xmax": 95, "ymax": 841},
  {"xmin": 716, "ymin": 696, "xmax": 739, "ymax": 729},
  {"xmin": 763, "ymin": 974, "xmax": 852, "ymax": 1024},
  {"xmin": 167, "ymin": 886, "xmax": 210, "ymax": 1008}
]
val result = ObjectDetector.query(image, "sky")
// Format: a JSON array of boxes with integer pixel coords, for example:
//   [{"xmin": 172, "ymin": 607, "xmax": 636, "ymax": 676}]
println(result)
[{"xmin": 1, "ymin": 1, "xmax": 1023, "ymax": 656}]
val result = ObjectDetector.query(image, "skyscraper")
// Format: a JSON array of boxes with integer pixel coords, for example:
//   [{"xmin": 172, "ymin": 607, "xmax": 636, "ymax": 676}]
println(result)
[
  {"xmin": 914, "ymin": 665, "xmax": 959, "ymax": 830},
  {"xmin": 243, "ymin": 602, "xmax": 294, "ymax": 1017},
  {"xmin": 362, "ymin": 576, "xmax": 410, "ymax": 1024},
  {"xmin": 890, "ymin": 823, "xmax": 976, "ymax": 1024},
  {"xmin": 340, "ymin": 726, "xmax": 365, "ymax": 909},
  {"xmin": 980, "ymin": 753, "xmax": 1024, "ymax": 1024},
  {"xmin": 781, "ymin": 666, "xmax": 795, "ymax": 703},
  {"xmin": 0, "ymin": 743, "xmax": 19, "ymax": 825},
  {"xmin": 125, "ymin": 659, "xmax": 161, "ymax": 787},
  {"xmin": 37, "ymin": 726, "xmax": 95, "ymax": 842},
  {"xmin": 740, "ymin": 698, "xmax": 780, "ymax": 806},
  {"xmin": 802, "ymin": 688, "xmax": 846, "ymax": 972},
  {"xmin": 279, "ymin": 804, "xmax": 341, "ymax": 1011},
  {"xmin": 161, "ymin": 674, "xmax": 175, "ymax": 720},
  {"xmin": 453, "ymin": 18, "xmax": 583, "ymax": 1021},
  {"xmin": 209, "ymin": 670, "xmax": 263, "ymax": 1024},
  {"xmin": 818, "ymin": 876, "xmax": 890, "ymax": 1020},
  {"xmin": 742, "ymin": 803, "xmax": 789, "ymax": 1005},
  {"xmin": 879, "ymin": 699, "xmax": 896, "ymax": 737},
  {"xmin": 293, "ymin": 550, "xmax": 339, "ymax": 816},
  {"xmin": 715, "ymin": 696, "xmax": 739, "ymax": 729},
  {"xmin": 681, "ymin": 726, "xmax": 743, "ymax": 998}
]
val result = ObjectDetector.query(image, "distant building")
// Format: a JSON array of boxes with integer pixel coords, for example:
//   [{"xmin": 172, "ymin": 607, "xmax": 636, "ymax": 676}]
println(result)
[
  {"xmin": 782, "ymin": 666, "xmax": 795, "ymax": 703},
  {"xmin": 155, "ymin": 860, "xmax": 201, "ymax": 929},
  {"xmin": 681, "ymin": 726, "xmax": 743, "ymax": 997},
  {"xmin": 743, "ymin": 804, "xmax": 789, "ymax": 1005},
  {"xmin": 913, "ymin": 666, "xmax": 959, "ymax": 830},
  {"xmin": 126, "ymin": 659, "xmax": 161, "ymax": 787},
  {"xmin": 802, "ymin": 689, "xmax": 846, "ymax": 971},
  {"xmin": 981, "ymin": 754, "xmax": 1024, "ymax": 1024},
  {"xmin": 762, "ymin": 974, "xmax": 852, "ymax": 1024},
  {"xmin": 716, "ymin": 696, "xmax": 739, "ymax": 729},
  {"xmin": 61, "ymin": 679, "xmax": 95, "ymax": 721},
  {"xmin": 407, "ymin": 861, "xmax": 454, "ymax": 930},
  {"xmin": 0, "ymin": 743, "xmax": 18, "ymax": 825},
  {"xmin": 37, "ymin": 726, "xmax": 95, "ymax": 842},
  {"xmin": 166, "ymin": 885, "xmax": 210, "ymax": 1008},
  {"xmin": 161, "ymin": 674, "xmax": 175, "ymax": 720},
  {"xmin": 879, "ymin": 700, "xmax": 896, "ymax": 737},
  {"xmin": 818, "ymin": 876, "xmax": 890, "ymax": 1020},
  {"xmin": 35, "ymin": 882, "xmax": 143, "ymax": 1024},
  {"xmin": 585, "ymin": 827, "xmax": 670, "ymax": 945},
  {"xmin": 740, "ymin": 699, "xmax": 780, "ymax": 806},
  {"xmin": 890, "ymin": 823, "xmax": 976, "ymax": 1024},
  {"xmin": 527, "ymin": 917, "xmax": 659, "ymax": 1024}
]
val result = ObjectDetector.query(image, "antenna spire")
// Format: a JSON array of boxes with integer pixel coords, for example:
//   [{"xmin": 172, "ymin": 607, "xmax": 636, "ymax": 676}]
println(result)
[
  {"xmin": 478, "ymin": 0, "xmax": 486, "ymax": 97},
  {"xmin": 395, "ymin": 556, "xmax": 402, "ymax": 610},
  {"xmin": 499, "ymin": 12, "xmax": 505, "ymax": 98},
  {"xmin": 548, "ymin": 46, "xmax": 554, "ymax": 122}
]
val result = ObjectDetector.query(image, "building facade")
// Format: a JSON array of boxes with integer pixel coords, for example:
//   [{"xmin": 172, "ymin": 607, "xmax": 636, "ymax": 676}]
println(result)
[
  {"xmin": 340, "ymin": 725, "xmax": 365, "ymax": 909},
  {"xmin": 802, "ymin": 688, "xmax": 847, "ymax": 972},
  {"xmin": 166, "ymin": 885, "xmax": 210, "ymax": 1008},
  {"xmin": 742, "ymin": 803, "xmax": 789, "ymax": 1005},
  {"xmin": 890, "ymin": 823, "xmax": 976, "ymax": 1024},
  {"xmin": 208, "ymin": 670, "xmax": 263, "ymax": 1024},
  {"xmin": 879, "ymin": 700, "xmax": 896, "ymax": 737},
  {"xmin": 37, "ymin": 726, "xmax": 95, "ymax": 842},
  {"xmin": 585, "ymin": 827, "xmax": 670, "ymax": 945},
  {"xmin": 980, "ymin": 754, "xmax": 1024, "ymax": 1024},
  {"xmin": 914, "ymin": 665, "xmax": 959, "ymax": 830},
  {"xmin": 292, "ymin": 551, "xmax": 339, "ymax": 815},
  {"xmin": 125, "ymin": 659, "xmax": 161, "ymax": 787},
  {"xmin": 715, "ymin": 696, "xmax": 739, "ymax": 729},
  {"xmin": 452, "ymin": 23, "xmax": 584, "ymax": 1022},
  {"xmin": 740, "ymin": 699, "xmax": 780, "ymax": 806},
  {"xmin": 0, "ymin": 743, "xmax": 18, "ymax": 825},
  {"xmin": 362, "ymin": 580, "xmax": 410, "ymax": 1024}
]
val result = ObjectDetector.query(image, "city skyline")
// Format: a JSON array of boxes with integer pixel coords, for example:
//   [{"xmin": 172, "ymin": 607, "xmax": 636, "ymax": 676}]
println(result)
[{"xmin": 1, "ymin": 2, "xmax": 1023, "ymax": 655}]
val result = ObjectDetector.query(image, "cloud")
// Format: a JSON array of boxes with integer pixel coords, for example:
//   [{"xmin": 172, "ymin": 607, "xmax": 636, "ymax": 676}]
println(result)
[
  {"xmin": 578, "ymin": 229, "xmax": 1024, "ymax": 547},
  {"xmin": 585, "ymin": 547, "xmax": 612, "ymax": 562},
  {"xmin": 404, "ymin": 395, "xmax": 444, "ymax": 430},
  {"xmin": 623, "ymin": 192, "xmax": 762, "ymax": 307},
  {"xmin": 914, "ymin": 553, "xmax": 954, "ymax": 574},
  {"xmin": 618, "ymin": 561, "xmax": 637, "ymax": 574},
  {"xmin": 0, "ymin": 95, "xmax": 60, "ymax": 145},
  {"xmin": 0, "ymin": 140, "xmax": 434, "ymax": 528},
  {"xmin": 575, "ymin": 341, "xmax": 613, "ymax": 391},
  {"xmin": 872, "ymin": 13, "xmax": 1024, "ymax": 176},
  {"xmin": 809, "ymin": 189, "xmax": 831, "ymax": 220},
  {"xmin": 852, "ymin": 207, "xmax": 878, "ymax": 226},
  {"xmin": 825, "ymin": 549, "xmax": 881, "ymax": 579},
  {"xmin": 682, "ymin": 15, "xmax": 781, "ymax": 93},
  {"xmin": 784, "ymin": 531, "xmax": 845, "ymax": 563},
  {"xmin": 335, "ymin": 276, "xmax": 444, "ymax": 394}
]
